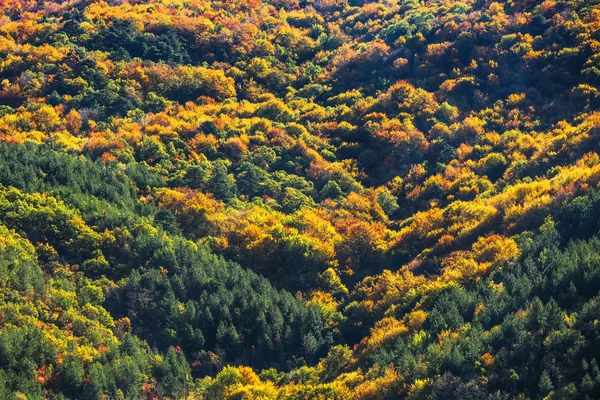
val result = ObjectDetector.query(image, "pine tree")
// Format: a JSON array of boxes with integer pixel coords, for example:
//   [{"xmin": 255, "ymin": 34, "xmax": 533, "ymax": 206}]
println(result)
[
  {"xmin": 83, "ymin": 363, "xmax": 106, "ymax": 400},
  {"xmin": 539, "ymin": 370, "xmax": 554, "ymax": 397},
  {"xmin": 209, "ymin": 161, "xmax": 235, "ymax": 201},
  {"xmin": 158, "ymin": 347, "xmax": 191, "ymax": 399}
]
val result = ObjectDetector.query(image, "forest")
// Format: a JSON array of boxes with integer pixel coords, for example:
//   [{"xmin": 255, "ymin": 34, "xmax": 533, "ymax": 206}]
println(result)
[{"xmin": 1, "ymin": 0, "xmax": 600, "ymax": 398}]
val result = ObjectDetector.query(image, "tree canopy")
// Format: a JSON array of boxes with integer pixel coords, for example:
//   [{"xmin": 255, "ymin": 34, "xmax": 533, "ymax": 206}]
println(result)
[{"xmin": 1, "ymin": 0, "xmax": 600, "ymax": 398}]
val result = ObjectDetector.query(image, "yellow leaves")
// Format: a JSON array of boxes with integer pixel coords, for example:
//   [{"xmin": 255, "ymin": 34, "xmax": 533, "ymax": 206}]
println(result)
[
  {"xmin": 189, "ymin": 132, "xmax": 219, "ymax": 154},
  {"xmin": 50, "ymin": 130, "xmax": 85, "ymax": 152},
  {"xmin": 237, "ymin": 366, "xmax": 262, "ymax": 386},
  {"xmin": 114, "ymin": 120, "xmax": 144, "ymax": 146},
  {"xmin": 396, "ymin": 207, "xmax": 444, "ymax": 244},
  {"xmin": 372, "ymin": 120, "xmax": 429, "ymax": 154},
  {"xmin": 198, "ymin": 365, "xmax": 280, "ymax": 400},
  {"xmin": 27, "ymin": 43, "xmax": 67, "ymax": 65},
  {"xmin": 472, "ymin": 235, "xmax": 519, "ymax": 265},
  {"xmin": 0, "ymin": 105, "xmax": 60, "ymax": 142},
  {"xmin": 396, "ymin": 196, "xmax": 500, "ymax": 260},
  {"xmin": 540, "ymin": 0, "xmax": 557, "ymax": 12},
  {"xmin": 456, "ymin": 143, "xmax": 474, "ymax": 160},
  {"xmin": 253, "ymin": 38, "xmax": 276, "ymax": 58},
  {"xmin": 474, "ymin": 304, "xmax": 487, "ymax": 316},
  {"xmin": 444, "ymin": 200, "xmax": 498, "ymax": 238},
  {"xmin": 226, "ymin": 381, "xmax": 279, "ymax": 400},
  {"xmin": 490, "ymin": 281, "xmax": 505, "ymax": 294},
  {"xmin": 503, "ymin": 129, "xmax": 538, "ymax": 155},
  {"xmin": 293, "ymin": 209, "xmax": 341, "ymax": 245},
  {"xmin": 393, "ymin": 57, "xmax": 409, "ymax": 71},
  {"xmin": 355, "ymin": 269, "xmax": 423, "ymax": 307},
  {"xmin": 248, "ymin": 57, "xmax": 271, "ymax": 79},
  {"xmin": 426, "ymin": 42, "xmax": 452, "ymax": 60},
  {"xmin": 6, "ymin": 130, "xmax": 45, "ymax": 144},
  {"xmin": 145, "ymin": 63, "xmax": 236, "ymax": 101},
  {"xmin": 330, "ymin": 43, "xmax": 359, "ymax": 71},
  {"xmin": 255, "ymin": 98, "xmax": 297, "ymax": 123},
  {"xmin": 83, "ymin": 131, "xmax": 126, "ymax": 159},
  {"xmin": 441, "ymin": 235, "xmax": 518, "ymax": 282},
  {"xmin": 488, "ymin": 2, "xmax": 504, "ymax": 15},
  {"xmin": 572, "ymin": 84, "xmax": 600, "ymax": 103},
  {"xmin": 455, "ymin": 116, "xmax": 487, "ymax": 139},
  {"xmin": 65, "ymin": 76, "xmax": 90, "ymax": 93},
  {"xmin": 379, "ymin": 81, "xmax": 438, "ymax": 120},
  {"xmin": 50, "ymin": 288, "xmax": 79, "ymax": 310},
  {"xmin": 309, "ymin": 291, "xmax": 343, "ymax": 328},
  {"xmin": 240, "ymin": 224, "xmax": 271, "ymax": 251},
  {"xmin": 153, "ymin": 188, "xmax": 226, "ymax": 239},
  {"xmin": 317, "ymin": 268, "xmax": 348, "ymax": 297},
  {"xmin": 208, "ymin": 203, "xmax": 346, "ymax": 276},
  {"xmin": 563, "ymin": 312, "xmax": 576, "ymax": 328},
  {"xmin": 155, "ymin": 188, "xmax": 223, "ymax": 216},
  {"xmin": 339, "ymin": 191, "xmax": 374, "ymax": 219},
  {"xmin": 437, "ymin": 329, "xmax": 461, "ymax": 346},
  {"xmin": 441, "ymin": 254, "xmax": 482, "ymax": 282},
  {"xmin": 223, "ymin": 136, "xmax": 249, "ymax": 160},
  {"xmin": 6, "ymin": 2, "xmax": 600, "ymax": 393},
  {"xmin": 75, "ymin": 343, "xmax": 98, "ymax": 364},
  {"xmin": 356, "ymin": 317, "xmax": 409, "ymax": 358},
  {"xmin": 115, "ymin": 317, "xmax": 132, "ymax": 337},
  {"xmin": 493, "ymin": 180, "xmax": 553, "ymax": 230},
  {"xmin": 405, "ymin": 309, "xmax": 428, "ymax": 331},
  {"xmin": 506, "ymin": 93, "xmax": 526, "ymax": 106},
  {"xmin": 336, "ymin": 219, "xmax": 390, "ymax": 269},
  {"xmin": 5, "ymin": 272, "xmax": 123, "ymax": 370},
  {"xmin": 0, "ymin": 224, "xmax": 36, "ymax": 266},
  {"xmin": 407, "ymin": 378, "xmax": 433, "ymax": 399},
  {"xmin": 351, "ymin": 367, "xmax": 401, "ymax": 400}
]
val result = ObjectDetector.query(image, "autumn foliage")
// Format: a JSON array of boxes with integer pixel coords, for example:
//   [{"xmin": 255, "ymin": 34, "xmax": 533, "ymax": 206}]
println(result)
[{"xmin": 1, "ymin": 0, "xmax": 600, "ymax": 398}]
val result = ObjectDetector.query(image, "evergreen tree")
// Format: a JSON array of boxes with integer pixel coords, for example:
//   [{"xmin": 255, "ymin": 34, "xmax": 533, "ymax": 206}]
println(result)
[{"xmin": 209, "ymin": 161, "xmax": 235, "ymax": 201}]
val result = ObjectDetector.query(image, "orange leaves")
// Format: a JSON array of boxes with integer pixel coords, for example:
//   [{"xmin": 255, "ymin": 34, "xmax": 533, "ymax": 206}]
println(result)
[
  {"xmin": 152, "ymin": 188, "xmax": 225, "ymax": 238},
  {"xmin": 335, "ymin": 218, "xmax": 390, "ymax": 271},
  {"xmin": 84, "ymin": 132, "xmax": 127, "ymax": 160},
  {"xmin": 36, "ymin": 366, "xmax": 46, "ymax": 385},
  {"xmin": 481, "ymin": 352, "xmax": 495, "ymax": 369},
  {"xmin": 350, "ymin": 367, "xmax": 402, "ymax": 399},
  {"xmin": 377, "ymin": 81, "xmax": 439, "ymax": 119},
  {"xmin": 223, "ymin": 136, "xmax": 249, "ymax": 160},
  {"xmin": 114, "ymin": 317, "xmax": 132, "ymax": 338},
  {"xmin": 189, "ymin": 132, "xmax": 219, "ymax": 155},
  {"xmin": 328, "ymin": 41, "xmax": 390, "ymax": 76},
  {"xmin": 64, "ymin": 109, "xmax": 81, "ymax": 136},
  {"xmin": 372, "ymin": 119, "xmax": 429, "ymax": 154}
]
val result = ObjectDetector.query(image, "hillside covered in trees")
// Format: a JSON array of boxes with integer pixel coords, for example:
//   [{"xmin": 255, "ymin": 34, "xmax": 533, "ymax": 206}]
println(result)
[{"xmin": 1, "ymin": 0, "xmax": 600, "ymax": 398}]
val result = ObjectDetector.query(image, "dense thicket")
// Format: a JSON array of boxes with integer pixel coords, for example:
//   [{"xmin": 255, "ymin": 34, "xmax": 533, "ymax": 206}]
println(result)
[
  {"xmin": 0, "ymin": 143, "xmax": 328, "ymax": 398},
  {"xmin": 2, "ymin": 0, "xmax": 600, "ymax": 398}
]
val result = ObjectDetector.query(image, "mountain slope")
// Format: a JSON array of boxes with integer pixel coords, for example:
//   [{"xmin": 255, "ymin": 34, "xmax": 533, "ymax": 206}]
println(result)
[{"xmin": 1, "ymin": 0, "xmax": 600, "ymax": 398}]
